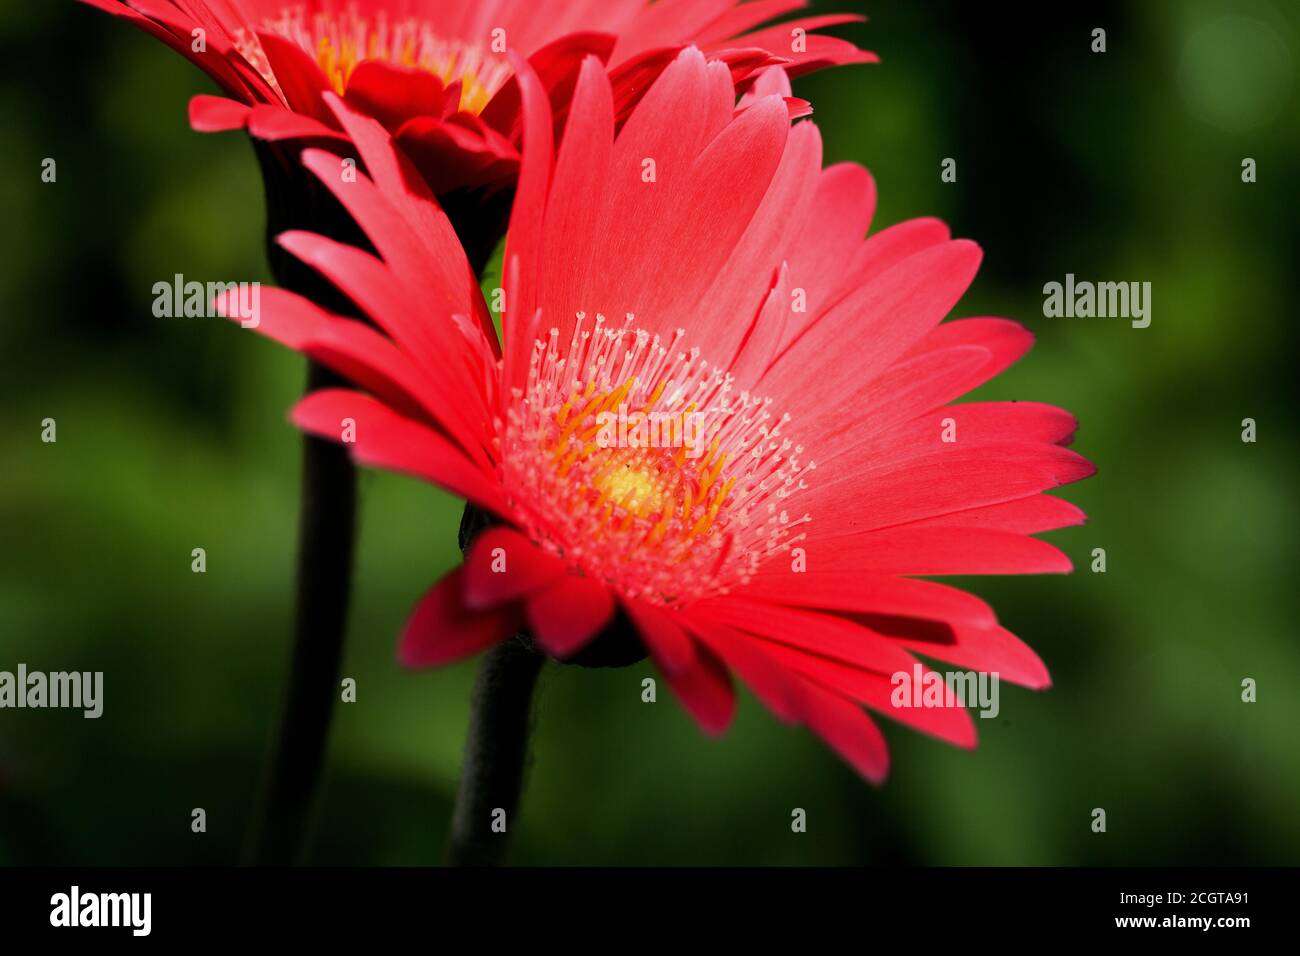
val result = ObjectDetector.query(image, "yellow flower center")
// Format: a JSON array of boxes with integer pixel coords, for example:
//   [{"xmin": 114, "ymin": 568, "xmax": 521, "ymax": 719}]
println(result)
[
  {"xmin": 237, "ymin": 5, "xmax": 512, "ymax": 114},
  {"xmin": 504, "ymin": 314, "xmax": 813, "ymax": 605}
]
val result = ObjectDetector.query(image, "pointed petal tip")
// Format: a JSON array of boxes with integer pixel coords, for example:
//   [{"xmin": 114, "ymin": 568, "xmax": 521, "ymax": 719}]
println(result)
[
  {"xmin": 395, "ymin": 632, "xmax": 427, "ymax": 670},
  {"xmin": 951, "ymin": 237, "xmax": 984, "ymax": 268},
  {"xmin": 956, "ymin": 733, "xmax": 979, "ymax": 752},
  {"xmin": 273, "ymin": 228, "xmax": 312, "ymax": 253},
  {"xmin": 188, "ymin": 94, "xmax": 250, "ymax": 133}
]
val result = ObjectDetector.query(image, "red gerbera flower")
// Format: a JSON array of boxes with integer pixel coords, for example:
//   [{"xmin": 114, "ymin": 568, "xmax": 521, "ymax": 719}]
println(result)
[
  {"xmin": 218, "ymin": 50, "xmax": 1093, "ymax": 782},
  {"xmin": 82, "ymin": 0, "xmax": 873, "ymax": 199}
]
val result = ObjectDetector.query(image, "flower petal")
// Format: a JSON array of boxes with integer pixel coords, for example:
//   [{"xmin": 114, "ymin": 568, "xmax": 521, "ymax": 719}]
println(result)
[
  {"xmin": 683, "ymin": 618, "xmax": 808, "ymax": 723},
  {"xmin": 825, "ymin": 526, "xmax": 1074, "ymax": 576},
  {"xmin": 399, "ymin": 566, "xmax": 522, "ymax": 668},
  {"xmin": 212, "ymin": 285, "xmax": 438, "ymax": 426},
  {"xmin": 462, "ymin": 527, "xmax": 567, "ymax": 610},
  {"xmin": 795, "ymin": 679, "xmax": 890, "ymax": 783},
  {"xmin": 692, "ymin": 598, "xmax": 917, "ymax": 676},
  {"xmin": 739, "ymin": 571, "xmax": 999, "ymax": 627},
  {"xmin": 624, "ymin": 599, "xmax": 735, "ymax": 733},
  {"xmin": 526, "ymin": 575, "xmax": 616, "ymax": 658},
  {"xmin": 850, "ymin": 613, "xmax": 1052, "ymax": 690},
  {"xmin": 188, "ymin": 94, "xmax": 250, "ymax": 132},
  {"xmin": 291, "ymin": 389, "xmax": 509, "ymax": 517},
  {"xmin": 762, "ymin": 643, "xmax": 978, "ymax": 749}
]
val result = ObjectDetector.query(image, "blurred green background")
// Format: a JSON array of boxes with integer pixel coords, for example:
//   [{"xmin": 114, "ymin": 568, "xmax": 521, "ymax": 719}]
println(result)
[{"xmin": 1, "ymin": 1, "xmax": 1297, "ymax": 865}]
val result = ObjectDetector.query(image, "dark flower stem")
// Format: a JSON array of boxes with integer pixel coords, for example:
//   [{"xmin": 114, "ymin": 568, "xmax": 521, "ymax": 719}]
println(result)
[
  {"xmin": 446, "ymin": 637, "xmax": 545, "ymax": 866},
  {"xmin": 244, "ymin": 361, "xmax": 358, "ymax": 865},
  {"xmin": 447, "ymin": 504, "xmax": 544, "ymax": 866},
  {"xmin": 244, "ymin": 143, "xmax": 364, "ymax": 866},
  {"xmin": 243, "ymin": 137, "xmax": 510, "ymax": 864}
]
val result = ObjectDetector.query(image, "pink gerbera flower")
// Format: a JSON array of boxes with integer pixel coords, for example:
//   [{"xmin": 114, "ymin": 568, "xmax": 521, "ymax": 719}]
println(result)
[
  {"xmin": 219, "ymin": 49, "xmax": 1093, "ymax": 782},
  {"xmin": 83, "ymin": 0, "xmax": 872, "ymax": 199}
]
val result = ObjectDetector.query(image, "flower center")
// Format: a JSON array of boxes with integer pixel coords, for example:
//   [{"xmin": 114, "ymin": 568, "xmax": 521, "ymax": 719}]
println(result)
[
  {"xmin": 595, "ymin": 460, "xmax": 679, "ymax": 521},
  {"xmin": 502, "ymin": 314, "xmax": 814, "ymax": 605},
  {"xmin": 237, "ymin": 5, "xmax": 512, "ymax": 113}
]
